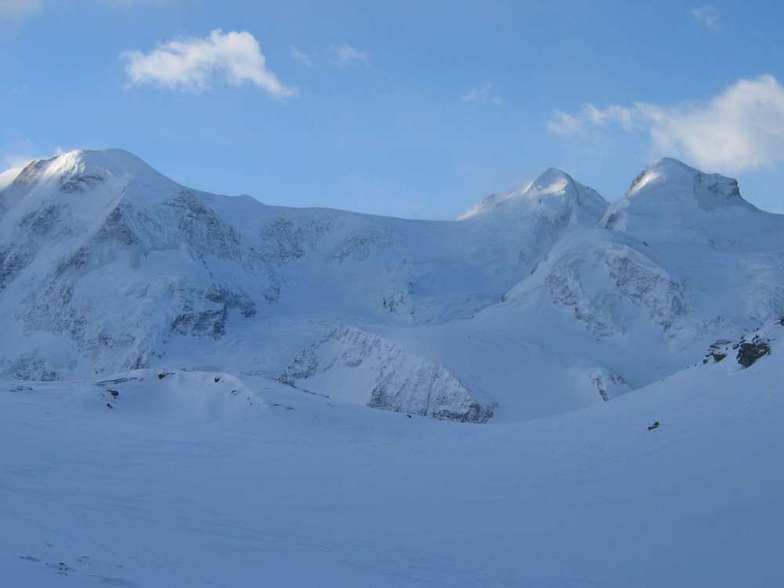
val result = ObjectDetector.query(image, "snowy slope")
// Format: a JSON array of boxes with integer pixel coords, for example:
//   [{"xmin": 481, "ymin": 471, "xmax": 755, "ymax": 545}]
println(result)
[
  {"xmin": 2, "ymin": 149, "xmax": 784, "ymax": 421},
  {"xmin": 1, "ymin": 326, "xmax": 783, "ymax": 586},
  {"xmin": 0, "ymin": 165, "xmax": 23, "ymax": 191},
  {"xmin": 453, "ymin": 158, "xmax": 784, "ymax": 416}
]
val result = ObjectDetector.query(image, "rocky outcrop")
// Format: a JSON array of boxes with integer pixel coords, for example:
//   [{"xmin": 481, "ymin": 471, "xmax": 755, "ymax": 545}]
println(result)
[
  {"xmin": 279, "ymin": 327, "xmax": 494, "ymax": 422},
  {"xmin": 536, "ymin": 241, "xmax": 687, "ymax": 337},
  {"xmin": 587, "ymin": 367, "xmax": 629, "ymax": 401},
  {"xmin": 736, "ymin": 337, "xmax": 771, "ymax": 368},
  {"xmin": 703, "ymin": 319, "xmax": 781, "ymax": 369}
]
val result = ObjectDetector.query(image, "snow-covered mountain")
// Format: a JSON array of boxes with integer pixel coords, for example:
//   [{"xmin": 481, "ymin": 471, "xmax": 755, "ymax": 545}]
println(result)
[{"xmin": 2, "ymin": 149, "xmax": 783, "ymax": 421}]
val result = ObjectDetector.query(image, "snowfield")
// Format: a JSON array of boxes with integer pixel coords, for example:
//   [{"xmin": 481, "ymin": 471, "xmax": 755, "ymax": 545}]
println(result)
[
  {"xmin": 1, "ymin": 341, "xmax": 783, "ymax": 586},
  {"xmin": 2, "ymin": 149, "xmax": 784, "ymax": 585}
]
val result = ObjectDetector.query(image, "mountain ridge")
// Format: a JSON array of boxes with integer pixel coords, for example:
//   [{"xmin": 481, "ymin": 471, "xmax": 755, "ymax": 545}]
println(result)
[{"xmin": 2, "ymin": 148, "xmax": 783, "ymax": 422}]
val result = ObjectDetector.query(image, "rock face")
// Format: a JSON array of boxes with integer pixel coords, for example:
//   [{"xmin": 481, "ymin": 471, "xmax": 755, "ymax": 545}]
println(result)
[
  {"xmin": 279, "ymin": 328, "xmax": 494, "ymax": 422},
  {"xmin": 518, "ymin": 238, "xmax": 688, "ymax": 337},
  {"xmin": 702, "ymin": 319, "xmax": 781, "ymax": 369},
  {"xmin": 737, "ymin": 338, "xmax": 771, "ymax": 368},
  {"xmin": 2, "ymin": 148, "xmax": 784, "ymax": 422}
]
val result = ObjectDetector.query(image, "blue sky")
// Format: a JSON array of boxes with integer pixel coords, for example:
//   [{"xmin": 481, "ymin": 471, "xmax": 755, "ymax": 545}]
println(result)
[{"xmin": 2, "ymin": 0, "xmax": 784, "ymax": 218}]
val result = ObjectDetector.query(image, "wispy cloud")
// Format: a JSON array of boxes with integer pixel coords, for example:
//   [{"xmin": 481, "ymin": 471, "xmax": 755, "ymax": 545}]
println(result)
[
  {"xmin": 331, "ymin": 44, "xmax": 369, "ymax": 67},
  {"xmin": 548, "ymin": 75, "xmax": 784, "ymax": 173},
  {"xmin": 461, "ymin": 82, "xmax": 503, "ymax": 106},
  {"xmin": 547, "ymin": 104, "xmax": 638, "ymax": 136},
  {"xmin": 0, "ymin": 0, "xmax": 42, "ymax": 20},
  {"xmin": 123, "ymin": 29, "xmax": 296, "ymax": 98},
  {"xmin": 290, "ymin": 45, "xmax": 314, "ymax": 67},
  {"xmin": 691, "ymin": 6, "xmax": 720, "ymax": 32}
]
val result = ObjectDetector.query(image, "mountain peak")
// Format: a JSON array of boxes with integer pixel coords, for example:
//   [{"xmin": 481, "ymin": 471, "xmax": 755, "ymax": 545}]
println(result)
[
  {"xmin": 526, "ymin": 167, "xmax": 574, "ymax": 198},
  {"xmin": 37, "ymin": 148, "xmax": 162, "ymax": 182},
  {"xmin": 2, "ymin": 148, "xmax": 177, "ymax": 202},
  {"xmin": 626, "ymin": 157, "xmax": 744, "ymax": 207},
  {"xmin": 459, "ymin": 167, "xmax": 607, "ymax": 222},
  {"xmin": 603, "ymin": 157, "xmax": 756, "ymax": 233}
]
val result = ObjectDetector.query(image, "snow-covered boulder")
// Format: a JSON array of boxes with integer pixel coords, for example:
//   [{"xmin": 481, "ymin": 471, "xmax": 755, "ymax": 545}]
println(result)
[{"xmin": 95, "ymin": 369, "xmax": 263, "ymax": 420}]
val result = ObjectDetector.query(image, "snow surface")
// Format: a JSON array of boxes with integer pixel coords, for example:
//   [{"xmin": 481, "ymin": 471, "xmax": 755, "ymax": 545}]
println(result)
[
  {"xmin": 0, "ymin": 166, "xmax": 23, "ymax": 192},
  {"xmin": 1, "ymin": 331, "xmax": 783, "ymax": 586}
]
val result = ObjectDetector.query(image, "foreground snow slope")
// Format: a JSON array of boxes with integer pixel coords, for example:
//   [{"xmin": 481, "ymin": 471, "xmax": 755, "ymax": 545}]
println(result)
[{"xmin": 1, "ymin": 346, "xmax": 782, "ymax": 587}]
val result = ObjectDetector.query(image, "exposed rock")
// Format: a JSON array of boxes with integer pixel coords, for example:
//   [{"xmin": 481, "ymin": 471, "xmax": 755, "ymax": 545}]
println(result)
[
  {"xmin": 0, "ymin": 246, "xmax": 34, "ymax": 291},
  {"xmin": 171, "ymin": 286, "xmax": 256, "ymax": 339},
  {"xmin": 4, "ymin": 353, "xmax": 58, "ymax": 382},
  {"xmin": 331, "ymin": 230, "xmax": 392, "ymax": 263},
  {"xmin": 280, "ymin": 327, "xmax": 494, "ymax": 423},
  {"xmin": 737, "ymin": 337, "xmax": 771, "ymax": 368},
  {"xmin": 96, "ymin": 206, "xmax": 138, "ymax": 246},
  {"xmin": 538, "ymin": 242, "xmax": 686, "ymax": 337},
  {"xmin": 60, "ymin": 173, "xmax": 105, "ymax": 193},
  {"xmin": 18, "ymin": 205, "xmax": 62, "ymax": 236},
  {"xmin": 704, "ymin": 339, "xmax": 733, "ymax": 364},
  {"xmin": 588, "ymin": 368, "xmax": 629, "ymax": 401},
  {"xmin": 168, "ymin": 191, "xmax": 243, "ymax": 262},
  {"xmin": 702, "ymin": 326, "xmax": 776, "ymax": 369}
]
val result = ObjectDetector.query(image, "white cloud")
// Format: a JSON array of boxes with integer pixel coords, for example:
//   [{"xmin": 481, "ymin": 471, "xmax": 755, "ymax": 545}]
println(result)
[
  {"xmin": 331, "ymin": 44, "xmax": 368, "ymax": 67},
  {"xmin": 548, "ymin": 75, "xmax": 784, "ymax": 173},
  {"xmin": 461, "ymin": 82, "xmax": 503, "ymax": 106},
  {"xmin": 547, "ymin": 103, "xmax": 638, "ymax": 136},
  {"xmin": 0, "ymin": 0, "xmax": 42, "ymax": 20},
  {"xmin": 290, "ymin": 45, "xmax": 314, "ymax": 67},
  {"xmin": 292, "ymin": 43, "xmax": 370, "ymax": 68},
  {"xmin": 123, "ymin": 29, "xmax": 297, "ymax": 98},
  {"xmin": 692, "ymin": 6, "xmax": 721, "ymax": 32}
]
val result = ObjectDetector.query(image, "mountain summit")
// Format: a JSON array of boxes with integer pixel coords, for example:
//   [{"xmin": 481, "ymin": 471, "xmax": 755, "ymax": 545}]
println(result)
[
  {"xmin": 628, "ymin": 157, "xmax": 747, "ymax": 208},
  {"xmin": 603, "ymin": 157, "xmax": 758, "ymax": 235},
  {"xmin": 459, "ymin": 167, "xmax": 607, "ymax": 225}
]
